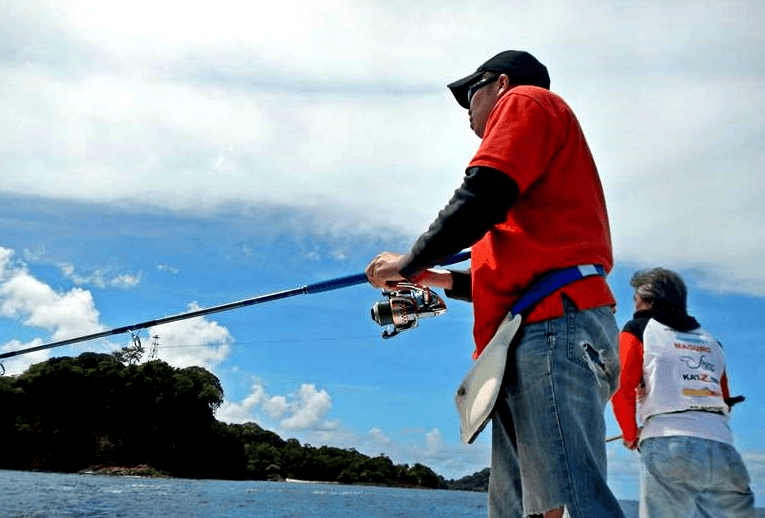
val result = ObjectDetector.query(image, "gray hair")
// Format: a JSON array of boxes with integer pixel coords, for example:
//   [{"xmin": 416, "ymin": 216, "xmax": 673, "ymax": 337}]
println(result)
[{"xmin": 630, "ymin": 267, "xmax": 688, "ymax": 312}]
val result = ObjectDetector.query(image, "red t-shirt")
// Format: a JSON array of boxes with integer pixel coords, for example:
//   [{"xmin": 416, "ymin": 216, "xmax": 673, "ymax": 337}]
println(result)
[{"xmin": 468, "ymin": 85, "xmax": 615, "ymax": 357}]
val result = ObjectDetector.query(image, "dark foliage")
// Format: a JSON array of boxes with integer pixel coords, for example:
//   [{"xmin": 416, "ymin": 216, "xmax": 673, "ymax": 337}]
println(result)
[
  {"xmin": 443, "ymin": 467, "xmax": 490, "ymax": 492},
  {"xmin": 0, "ymin": 353, "xmax": 457, "ymax": 489}
]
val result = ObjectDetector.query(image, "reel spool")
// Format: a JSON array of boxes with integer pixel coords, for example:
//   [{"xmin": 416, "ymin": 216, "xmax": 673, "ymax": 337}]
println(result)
[{"xmin": 370, "ymin": 282, "xmax": 447, "ymax": 338}]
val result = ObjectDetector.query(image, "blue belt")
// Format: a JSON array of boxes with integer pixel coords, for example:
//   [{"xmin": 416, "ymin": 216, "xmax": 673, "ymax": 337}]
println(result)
[{"xmin": 511, "ymin": 264, "xmax": 607, "ymax": 316}]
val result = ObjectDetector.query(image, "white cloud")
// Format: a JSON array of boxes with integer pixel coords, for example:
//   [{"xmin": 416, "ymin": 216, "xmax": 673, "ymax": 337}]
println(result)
[
  {"xmin": 368, "ymin": 427, "xmax": 392, "ymax": 446},
  {"xmin": 157, "ymin": 264, "xmax": 180, "ymax": 274},
  {"xmin": 0, "ymin": 248, "xmax": 104, "ymax": 341},
  {"xmin": 109, "ymin": 273, "xmax": 141, "ymax": 289},
  {"xmin": 58, "ymin": 262, "xmax": 142, "ymax": 289},
  {"xmin": 217, "ymin": 383, "xmax": 267, "ymax": 423},
  {"xmin": 423, "ymin": 428, "xmax": 444, "ymax": 456},
  {"xmin": 3, "ymin": 0, "xmax": 764, "ymax": 296},
  {"xmin": 280, "ymin": 383, "xmax": 339, "ymax": 431},
  {"xmin": 262, "ymin": 395, "xmax": 289, "ymax": 420},
  {"xmin": 0, "ymin": 248, "xmax": 14, "ymax": 276},
  {"xmin": 0, "ymin": 246, "xmax": 112, "ymax": 372},
  {"xmin": 218, "ymin": 381, "xmax": 339, "ymax": 431},
  {"xmin": 22, "ymin": 246, "xmax": 47, "ymax": 263},
  {"xmin": 263, "ymin": 396, "xmax": 289, "ymax": 419},
  {"xmin": 147, "ymin": 303, "xmax": 233, "ymax": 370}
]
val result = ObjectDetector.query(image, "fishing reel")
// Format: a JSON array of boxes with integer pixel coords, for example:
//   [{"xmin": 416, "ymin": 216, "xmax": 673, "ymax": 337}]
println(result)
[{"xmin": 370, "ymin": 282, "xmax": 447, "ymax": 339}]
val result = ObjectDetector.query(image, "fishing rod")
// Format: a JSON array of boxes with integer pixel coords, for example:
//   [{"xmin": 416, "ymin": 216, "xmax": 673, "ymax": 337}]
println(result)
[{"xmin": 0, "ymin": 251, "xmax": 471, "ymax": 366}]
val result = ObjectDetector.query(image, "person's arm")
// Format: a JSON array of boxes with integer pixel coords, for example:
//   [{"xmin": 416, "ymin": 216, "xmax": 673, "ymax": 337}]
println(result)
[
  {"xmin": 717, "ymin": 339, "xmax": 748, "ymax": 410},
  {"xmin": 399, "ymin": 166, "xmax": 518, "ymax": 276},
  {"xmin": 411, "ymin": 268, "xmax": 472, "ymax": 301},
  {"xmin": 409, "ymin": 268, "xmax": 454, "ymax": 290},
  {"xmin": 444, "ymin": 269, "xmax": 472, "ymax": 301},
  {"xmin": 611, "ymin": 330, "xmax": 644, "ymax": 449},
  {"xmin": 720, "ymin": 370, "xmax": 747, "ymax": 411},
  {"xmin": 366, "ymin": 166, "xmax": 518, "ymax": 289}
]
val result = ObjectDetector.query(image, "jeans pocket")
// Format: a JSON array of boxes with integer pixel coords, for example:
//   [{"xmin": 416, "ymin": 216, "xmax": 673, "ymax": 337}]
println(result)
[
  {"xmin": 571, "ymin": 305, "xmax": 620, "ymax": 392},
  {"xmin": 718, "ymin": 443, "xmax": 752, "ymax": 490},
  {"xmin": 580, "ymin": 341, "xmax": 619, "ymax": 396},
  {"xmin": 566, "ymin": 326, "xmax": 619, "ymax": 390},
  {"xmin": 643, "ymin": 437, "xmax": 701, "ymax": 484},
  {"xmin": 642, "ymin": 440, "xmax": 685, "ymax": 483}
]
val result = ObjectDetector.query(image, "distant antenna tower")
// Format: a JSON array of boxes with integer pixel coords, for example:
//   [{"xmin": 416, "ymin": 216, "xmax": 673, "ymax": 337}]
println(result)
[{"xmin": 149, "ymin": 335, "xmax": 160, "ymax": 360}]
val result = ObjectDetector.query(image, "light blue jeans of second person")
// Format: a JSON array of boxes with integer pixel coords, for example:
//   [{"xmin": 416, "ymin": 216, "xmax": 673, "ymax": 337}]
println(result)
[
  {"xmin": 640, "ymin": 436, "xmax": 756, "ymax": 518},
  {"xmin": 488, "ymin": 297, "xmax": 623, "ymax": 518}
]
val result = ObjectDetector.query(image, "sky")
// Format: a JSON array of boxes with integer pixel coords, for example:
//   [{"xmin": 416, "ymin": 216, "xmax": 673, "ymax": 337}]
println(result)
[{"xmin": 1, "ymin": 0, "xmax": 764, "ymax": 503}]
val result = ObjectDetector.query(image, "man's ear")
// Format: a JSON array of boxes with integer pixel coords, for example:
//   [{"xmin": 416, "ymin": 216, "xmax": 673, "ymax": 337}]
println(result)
[{"xmin": 496, "ymin": 74, "xmax": 513, "ymax": 95}]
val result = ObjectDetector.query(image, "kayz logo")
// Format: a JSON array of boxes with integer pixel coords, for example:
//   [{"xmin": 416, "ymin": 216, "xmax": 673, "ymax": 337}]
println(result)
[{"xmin": 682, "ymin": 373, "xmax": 720, "ymax": 384}]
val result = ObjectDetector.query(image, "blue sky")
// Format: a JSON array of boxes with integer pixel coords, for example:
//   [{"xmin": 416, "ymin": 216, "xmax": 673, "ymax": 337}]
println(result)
[{"xmin": 2, "ymin": 0, "xmax": 764, "ymax": 504}]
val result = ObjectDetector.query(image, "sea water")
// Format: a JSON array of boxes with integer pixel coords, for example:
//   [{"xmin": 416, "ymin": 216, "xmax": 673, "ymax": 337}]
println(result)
[{"xmin": 0, "ymin": 470, "xmax": 762, "ymax": 517}]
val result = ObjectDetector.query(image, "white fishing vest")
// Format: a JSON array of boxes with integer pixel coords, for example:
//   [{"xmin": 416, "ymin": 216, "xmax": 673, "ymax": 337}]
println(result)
[{"xmin": 639, "ymin": 319, "xmax": 728, "ymax": 422}]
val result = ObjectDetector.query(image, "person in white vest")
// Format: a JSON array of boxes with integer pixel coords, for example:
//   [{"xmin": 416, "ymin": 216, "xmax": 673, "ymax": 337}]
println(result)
[{"xmin": 611, "ymin": 267, "xmax": 755, "ymax": 517}]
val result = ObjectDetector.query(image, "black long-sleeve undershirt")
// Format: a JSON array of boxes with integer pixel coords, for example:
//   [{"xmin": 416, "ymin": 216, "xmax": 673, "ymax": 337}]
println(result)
[{"xmin": 398, "ymin": 166, "xmax": 519, "ymax": 296}]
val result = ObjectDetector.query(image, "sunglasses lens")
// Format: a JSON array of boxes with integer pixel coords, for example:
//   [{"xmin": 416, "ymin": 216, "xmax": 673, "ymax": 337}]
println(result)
[
  {"xmin": 466, "ymin": 77, "xmax": 496, "ymax": 105},
  {"xmin": 467, "ymin": 81, "xmax": 482, "ymax": 104},
  {"xmin": 467, "ymin": 87, "xmax": 475, "ymax": 104}
]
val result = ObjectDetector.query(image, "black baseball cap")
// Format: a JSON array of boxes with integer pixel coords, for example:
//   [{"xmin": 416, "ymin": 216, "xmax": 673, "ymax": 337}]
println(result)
[{"xmin": 447, "ymin": 50, "xmax": 550, "ymax": 109}]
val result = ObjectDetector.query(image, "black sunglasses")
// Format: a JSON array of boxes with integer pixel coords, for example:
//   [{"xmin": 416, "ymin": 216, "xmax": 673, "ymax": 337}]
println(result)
[{"xmin": 466, "ymin": 75, "xmax": 499, "ymax": 105}]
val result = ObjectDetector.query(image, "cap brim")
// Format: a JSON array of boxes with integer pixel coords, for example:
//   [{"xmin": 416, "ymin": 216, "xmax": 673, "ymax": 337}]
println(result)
[{"xmin": 447, "ymin": 71, "xmax": 484, "ymax": 109}]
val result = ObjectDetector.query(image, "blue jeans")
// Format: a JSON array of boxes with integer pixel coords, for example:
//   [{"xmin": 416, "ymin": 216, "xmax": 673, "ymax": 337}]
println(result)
[
  {"xmin": 640, "ymin": 436, "xmax": 755, "ymax": 518},
  {"xmin": 488, "ymin": 298, "xmax": 623, "ymax": 518}
]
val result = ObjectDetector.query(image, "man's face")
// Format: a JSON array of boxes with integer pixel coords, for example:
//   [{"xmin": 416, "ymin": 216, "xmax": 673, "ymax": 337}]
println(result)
[{"xmin": 468, "ymin": 73, "xmax": 502, "ymax": 138}]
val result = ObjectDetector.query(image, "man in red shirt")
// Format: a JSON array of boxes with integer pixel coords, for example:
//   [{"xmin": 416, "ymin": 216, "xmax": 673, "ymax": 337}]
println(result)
[{"xmin": 367, "ymin": 50, "xmax": 623, "ymax": 518}]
